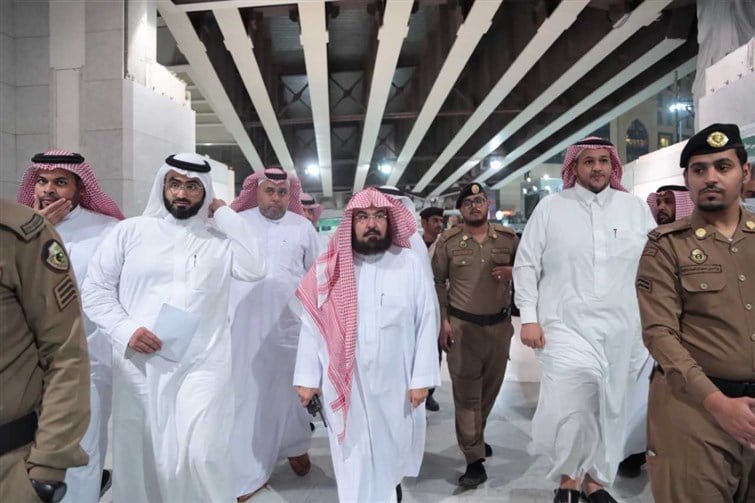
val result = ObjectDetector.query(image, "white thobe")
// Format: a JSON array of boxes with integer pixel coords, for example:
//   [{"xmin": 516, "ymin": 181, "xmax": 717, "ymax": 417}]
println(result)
[
  {"xmin": 513, "ymin": 184, "xmax": 655, "ymax": 485},
  {"xmin": 228, "ymin": 209, "xmax": 319, "ymax": 496},
  {"xmin": 57, "ymin": 206, "xmax": 117, "ymax": 503},
  {"xmin": 294, "ymin": 246, "xmax": 440, "ymax": 503},
  {"xmin": 81, "ymin": 207, "xmax": 265, "ymax": 503}
]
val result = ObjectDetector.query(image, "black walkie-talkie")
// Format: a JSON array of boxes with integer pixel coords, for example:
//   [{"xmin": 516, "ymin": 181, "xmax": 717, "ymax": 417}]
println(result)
[{"xmin": 307, "ymin": 394, "xmax": 328, "ymax": 428}]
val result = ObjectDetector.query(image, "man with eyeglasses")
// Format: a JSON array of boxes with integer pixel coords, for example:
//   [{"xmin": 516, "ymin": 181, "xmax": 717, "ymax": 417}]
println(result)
[
  {"xmin": 295, "ymin": 187, "xmax": 439, "ymax": 502},
  {"xmin": 228, "ymin": 168, "xmax": 319, "ymax": 501},
  {"xmin": 514, "ymin": 137, "xmax": 655, "ymax": 503},
  {"xmin": 81, "ymin": 153, "xmax": 266, "ymax": 502},
  {"xmin": 16, "ymin": 149, "xmax": 125, "ymax": 502},
  {"xmin": 431, "ymin": 182, "xmax": 518, "ymax": 488}
]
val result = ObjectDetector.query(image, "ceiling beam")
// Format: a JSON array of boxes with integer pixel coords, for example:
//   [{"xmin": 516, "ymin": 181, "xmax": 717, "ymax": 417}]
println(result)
[
  {"xmin": 490, "ymin": 58, "xmax": 696, "ymax": 190},
  {"xmin": 214, "ymin": 8, "xmax": 296, "ymax": 171},
  {"xmin": 412, "ymin": 0, "xmax": 589, "ymax": 193},
  {"xmin": 175, "ymin": 0, "xmax": 336, "ymax": 13},
  {"xmin": 352, "ymin": 0, "xmax": 414, "ymax": 192},
  {"xmin": 298, "ymin": 1, "xmax": 333, "ymax": 196},
  {"xmin": 471, "ymin": 37, "xmax": 684, "ymax": 186},
  {"xmin": 385, "ymin": 0, "xmax": 502, "ymax": 188},
  {"xmin": 157, "ymin": 1, "xmax": 265, "ymax": 171},
  {"xmin": 430, "ymin": 0, "xmax": 674, "ymax": 196}
]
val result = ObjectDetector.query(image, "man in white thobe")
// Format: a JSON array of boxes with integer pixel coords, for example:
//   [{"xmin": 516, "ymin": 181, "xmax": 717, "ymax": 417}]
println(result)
[
  {"xmin": 228, "ymin": 168, "xmax": 318, "ymax": 500},
  {"xmin": 514, "ymin": 137, "xmax": 655, "ymax": 503},
  {"xmin": 81, "ymin": 153, "xmax": 265, "ymax": 503},
  {"xmin": 301, "ymin": 192, "xmax": 330, "ymax": 252},
  {"xmin": 294, "ymin": 187, "xmax": 440, "ymax": 503},
  {"xmin": 17, "ymin": 149, "xmax": 125, "ymax": 502}
]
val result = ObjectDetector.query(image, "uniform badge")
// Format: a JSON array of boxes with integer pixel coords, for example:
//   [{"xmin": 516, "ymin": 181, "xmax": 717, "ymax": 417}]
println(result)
[
  {"xmin": 42, "ymin": 239, "xmax": 70, "ymax": 272},
  {"xmin": 689, "ymin": 248, "xmax": 707, "ymax": 264},
  {"xmin": 459, "ymin": 239, "xmax": 467, "ymax": 248},
  {"xmin": 471, "ymin": 184, "xmax": 480, "ymax": 194},
  {"xmin": 747, "ymin": 220, "xmax": 755, "ymax": 230},
  {"xmin": 694, "ymin": 228, "xmax": 707, "ymax": 239},
  {"xmin": 706, "ymin": 131, "xmax": 728, "ymax": 148}
]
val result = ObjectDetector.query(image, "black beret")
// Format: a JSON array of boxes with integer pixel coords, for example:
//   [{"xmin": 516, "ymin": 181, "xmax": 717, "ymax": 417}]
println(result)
[
  {"xmin": 420, "ymin": 207, "xmax": 444, "ymax": 219},
  {"xmin": 680, "ymin": 123, "xmax": 744, "ymax": 168},
  {"xmin": 456, "ymin": 182, "xmax": 486, "ymax": 209}
]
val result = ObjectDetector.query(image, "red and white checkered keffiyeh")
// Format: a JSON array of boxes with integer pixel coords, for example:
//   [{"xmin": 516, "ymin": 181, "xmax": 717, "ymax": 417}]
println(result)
[
  {"xmin": 295, "ymin": 187, "xmax": 417, "ymax": 443},
  {"xmin": 230, "ymin": 168, "xmax": 303, "ymax": 215},
  {"xmin": 16, "ymin": 148, "xmax": 125, "ymax": 220},
  {"xmin": 646, "ymin": 187, "xmax": 694, "ymax": 223},
  {"xmin": 301, "ymin": 192, "xmax": 324, "ymax": 222},
  {"xmin": 561, "ymin": 137, "xmax": 627, "ymax": 192}
]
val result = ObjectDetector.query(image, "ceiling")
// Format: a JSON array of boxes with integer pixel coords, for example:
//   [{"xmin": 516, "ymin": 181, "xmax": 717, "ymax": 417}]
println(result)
[{"xmin": 155, "ymin": 0, "xmax": 698, "ymax": 205}]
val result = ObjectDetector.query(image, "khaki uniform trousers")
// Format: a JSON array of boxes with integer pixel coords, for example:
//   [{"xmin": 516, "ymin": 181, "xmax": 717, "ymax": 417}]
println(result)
[
  {"xmin": 648, "ymin": 372, "xmax": 755, "ymax": 502},
  {"xmin": 0, "ymin": 443, "xmax": 43, "ymax": 503},
  {"xmin": 447, "ymin": 316, "xmax": 513, "ymax": 463}
]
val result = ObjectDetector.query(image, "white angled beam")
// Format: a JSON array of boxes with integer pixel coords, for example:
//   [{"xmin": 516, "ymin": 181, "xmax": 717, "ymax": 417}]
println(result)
[
  {"xmin": 177, "ymin": 0, "xmax": 337, "ymax": 13},
  {"xmin": 214, "ymin": 8, "xmax": 295, "ymax": 171},
  {"xmin": 412, "ymin": 0, "xmax": 589, "ymax": 193},
  {"xmin": 491, "ymin": 58, "xmax": 696, "ymax": 190},
  {"xmin": 385, "ymin": 0, "xmax": 502, "ymax": 187},
  {"xmin": 431, "ymin": 0, "xmax": 673, "ymax": 196},
  {"xmin": 157, "ymin": 1, "xmax": 265, "ymax": 171},
  {"xmin": 352, "ymin": 0, "xmax": 414, "ymax": 192},
  {"xmin": 299, "ymin": 1, "xmax": 333, "ymax": 197},
  {"xmin": 469, "ymin": 38, "xmax": 683, "ymax": 186}
]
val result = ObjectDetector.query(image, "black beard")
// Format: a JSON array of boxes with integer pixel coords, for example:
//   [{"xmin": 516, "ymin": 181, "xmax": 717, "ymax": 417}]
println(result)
[
  {"xmin": 697, "ymin": 202, "xmax": 727, "ymax": 213},
  {"xmin": 352, "ymin": 226, "xmax": 392, "ymax": 255},
  {"xmin": 164, "ymin": 193, "xmax": 204, "ymax": 219},
  {"xmin": 464, "ymin": 215, "xmax": 487, "ymax": 227},
  {"xmin": 656, "ymin": 212, "xmax": 674, "ymax": 224}
]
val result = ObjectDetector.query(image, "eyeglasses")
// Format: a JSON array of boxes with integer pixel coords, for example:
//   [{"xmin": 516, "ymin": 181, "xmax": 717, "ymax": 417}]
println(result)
[
  {"xmin": 165, "ymin": 179, "xmax": 204, "ymax": 195},
  {"xmin": 354, "ymin": 212, "xmax": 388, "ymax": 224},
  {"xmin": 460, "ymin": 196, "xmax": 487, "ymax": 209}
]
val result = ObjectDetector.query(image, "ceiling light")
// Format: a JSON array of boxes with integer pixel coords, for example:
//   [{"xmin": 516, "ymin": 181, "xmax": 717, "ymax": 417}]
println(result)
[
  {"xmin": 489, "ymin": 159, "xmax": 503, "ymax": 171},
  {"xmin": 495, "ymin": 210, "xmax": 504, "ymax": 220},
  {"xmin": 543, "ymin": 173, "xmax": 550, "ymax": 180},
  {"xmin": 378, "ymin": 162, "xmax": 393, "ymax": 175},
  {"xmin": 522, "ymin": 187, "xmax": 527, "ymax": 194},
  {"xmin": 305, "ymin": 163, "xmax": 320, "ymax": 177}
]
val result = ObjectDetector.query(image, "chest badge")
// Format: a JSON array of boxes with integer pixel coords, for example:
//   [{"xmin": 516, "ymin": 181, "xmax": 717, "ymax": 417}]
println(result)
[
  {"xmin": 689, "ymin": 248, "xmax": 707, "ymax": 264},
  {"xmin": 695, "ymin": 228, "xmax": 707, "ymax": 239},
  {"xmin": 459, "ymin": 239, "xmax": 468, "ymax": 248},
  {"xmin": 43, "ymin": 239, "xmax": 70, "ymax": 272}
]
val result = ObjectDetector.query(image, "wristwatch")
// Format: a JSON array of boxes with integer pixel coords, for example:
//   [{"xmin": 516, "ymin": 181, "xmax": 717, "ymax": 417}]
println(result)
[{"xmin": 30, "ymin": 479, "xmax": 67, "ymax": 503}]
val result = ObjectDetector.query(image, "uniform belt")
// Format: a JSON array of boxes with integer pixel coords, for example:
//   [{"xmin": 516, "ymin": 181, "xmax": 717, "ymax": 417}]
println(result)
[
  {"xmin": 708, "ymin": 375, "xmax": 755, "ymax": 398},
  {"xmin": 0, "ymin": 411, "xmax": 37, "ymax": 456},
  {"xmin": 448, "ymin": 305, "xmax": 510, "ymax": 326}
]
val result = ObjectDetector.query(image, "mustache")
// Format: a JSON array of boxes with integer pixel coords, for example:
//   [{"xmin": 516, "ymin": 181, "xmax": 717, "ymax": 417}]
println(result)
[{"xmin": 173, "ymin": 198, "xmax": 192, "ymax": 204}]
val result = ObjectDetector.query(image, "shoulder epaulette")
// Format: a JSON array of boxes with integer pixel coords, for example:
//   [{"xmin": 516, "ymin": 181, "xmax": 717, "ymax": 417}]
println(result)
[
  {"xmin": 492, "ymin": 223, "xmax": 516, "ymax": 236},
  {"xmin": 647, "ymin": 219, "xmax": 690, "ymax": 241},
  {"xmin": 439, "ymin": 226, "xmax": 463, "ymax": 242},
  {"xmin": 0, "ymin": 200, "xmax": 45, "ymax": 242}
]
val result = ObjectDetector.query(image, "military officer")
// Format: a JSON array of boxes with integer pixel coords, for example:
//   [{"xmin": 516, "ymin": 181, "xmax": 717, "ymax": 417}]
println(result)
[
  {"xmin": 0, "ymin": 199, "xmax": 90, "ymax": 503},
  {"xmin": 432, "ymin": 182, "xmax": 518, "ymax": 488},
  {"xmin": 636, "ymin": 123, "xmax": 755, "ymax": 502}
]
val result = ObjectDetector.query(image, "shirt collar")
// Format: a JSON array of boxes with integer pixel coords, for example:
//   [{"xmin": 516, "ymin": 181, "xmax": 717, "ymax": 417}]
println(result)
[
  {"xmin": 689, "ymin": 208, "xmax": 755, "ymax": 242},
  {"xmin": 61, "ymin": 204, "xmax": 82, "ymax": 223},
  {"xmin": 574, "ymin": 182, "xmax": 612, "ymax": 206}
]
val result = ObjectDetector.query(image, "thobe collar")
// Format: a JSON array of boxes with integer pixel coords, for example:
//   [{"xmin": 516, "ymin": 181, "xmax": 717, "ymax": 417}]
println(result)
[
  {"xmin": 163, "ymin": 212, "xmax": 205, "ymax": 229},
  {"xmin": 61, "ymin": 204, "xmax": 83, "ymax": 224},
  {"xmin": 689, "ymin": 208, "xmax": 755, "ymax": 244},
  {"xmin": 574, "ymin": 182, "xmax": 612, "ymax": 207},
  {"xmin": 262, "ymin": 210, "xmax": 287, "ymax": 225},
  {"xmin": 354, "ymin": 251, "xmax": 384, "ymax": 265}
]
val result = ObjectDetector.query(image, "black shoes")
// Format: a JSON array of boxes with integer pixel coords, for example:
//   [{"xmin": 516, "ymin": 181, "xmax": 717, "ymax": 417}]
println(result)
[
  {"xmin": 100, "ymin": 469, "xmax": 112, "ymax": 497},
  {"xmin": 396, "ymin": 484, "xmax": 402, "ymax": 502},
  {"xmin": 582, "ymin": 489, "xmax": 618, "ymax": 503},
  {"xmin": 553, "ymin": 489, "xmax": 581, "ymax": 503},
  {"xmin": 617, "ymin": 452, "xmax": 646, "ymax": 478},
  {"xmin": 425, "ymin": 394, "xmax": 440, "ymax": 411},
  {"xmin": 458, "ymin": 459, "xmax": 487, "ymax": 487},
  {"xmin": 484, "ymin": 443, "xmax": 492, "ymax": 457}
]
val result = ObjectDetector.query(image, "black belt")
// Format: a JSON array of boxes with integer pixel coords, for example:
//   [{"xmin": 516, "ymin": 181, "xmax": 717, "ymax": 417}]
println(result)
[
  {"xmin": 448, "ymin": 305, "xmax": 510, "ymax": 326},
  {"xmin": 708, "ymin": 376, "xmax": 755, "ymax": 398},
  {"xmin": 0, "ymin": 411, "xmax": 37, "ymax": 456}
]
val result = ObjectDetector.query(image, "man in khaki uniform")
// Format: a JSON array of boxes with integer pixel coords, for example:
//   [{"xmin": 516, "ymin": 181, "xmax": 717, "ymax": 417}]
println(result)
[
  {"xmin": 0, "ymin": 199, "xmax": 90, "ymax": 503},
  {"xmin": 432, "ymin": 182, "xmax": 518, "ymax": 488},
  {"xmin": 636, "ymin": 123, "xmax": 755, "ymax": 502}
]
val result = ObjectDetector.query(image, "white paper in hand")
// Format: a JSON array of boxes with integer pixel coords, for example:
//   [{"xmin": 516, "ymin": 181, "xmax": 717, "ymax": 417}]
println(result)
[{"xmin": 153, "ymin": 303, "xmax": 201, "ymax": 362}]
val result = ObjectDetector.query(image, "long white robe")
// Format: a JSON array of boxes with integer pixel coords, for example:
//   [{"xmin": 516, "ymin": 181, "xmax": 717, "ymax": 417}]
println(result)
[
  {"xmin": 82, "ymin": 207, "xmax": 265, "ymax": 503},
  {"xmin": 513, "ymin": 184, "xmax": 655, "ymax": 485},
  {"xmin": 294, "ymin": 247, "xmax": 440, "ymax": 503},
  {"xmin": 57, "ymin": 206, "xmax": 117, "ymax": 503},
  {"xmin": 228, "ymin": 208, "xmax": 319, "ymax": 496}
]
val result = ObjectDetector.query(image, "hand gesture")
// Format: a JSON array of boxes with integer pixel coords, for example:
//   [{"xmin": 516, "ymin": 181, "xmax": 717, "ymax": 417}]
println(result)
[
  {"xmin": 703, "ymin": 391, "xmax": 755, "ymax": 448},
  {"xmin": 409, "ymin": 388, "xmax": 428, "ymax": 408},
  {"xmin": 208, "ymin": 198, "xmax": 226, "ymax": 218},
  {"xmin": 128, "ymin": 327, "xmax": 162, "ymax": 354},
  {"xmin": 34, "ymin": 197, "xmax": 71, "ymax": 225},
  {"xmin": 520, "ymin": 322, "xmax": 545, "ymax": 349}
]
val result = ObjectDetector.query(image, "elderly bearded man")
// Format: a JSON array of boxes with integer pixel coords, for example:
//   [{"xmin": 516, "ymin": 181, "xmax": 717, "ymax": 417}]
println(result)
[
  {"xmin": 294, "ymin": 187, "xmax": 440, "ymax": 503},
  {"xmin": 16, "ymin": 149, "xmax": 125, "ymax": 502},
  {"xmin": 81, "ymin": 153, "xmax": 266, "ymax": 502},
  {"xmin": 514, "ymin": 137, "xmax": 655, "ymax": 503},
  {"xmin": 228, "ymin": 168, "xmax": 319, "ymax": 501}
]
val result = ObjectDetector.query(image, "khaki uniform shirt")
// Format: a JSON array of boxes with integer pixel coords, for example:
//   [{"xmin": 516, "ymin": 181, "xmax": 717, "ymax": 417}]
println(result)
[
  {"xmin": 0, "ymin": 199, "xmax": 89, "ymax": 480},
  {"xmin": 636, "ymin": 209, "xmax": 755, "ymax": 405},
  {"xmin": 432, "ymin": 223, "xmax": 518, "ymax": 319}
]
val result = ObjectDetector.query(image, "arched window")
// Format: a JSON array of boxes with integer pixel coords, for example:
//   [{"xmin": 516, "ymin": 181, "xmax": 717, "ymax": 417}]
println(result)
[{"xmin": 625, "ymin": 119, "xmax": 649, "ymax": 162}]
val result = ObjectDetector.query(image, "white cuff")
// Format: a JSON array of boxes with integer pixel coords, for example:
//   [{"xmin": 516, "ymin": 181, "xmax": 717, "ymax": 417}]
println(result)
[{"xmin": 519, "ymin": 306, "xmax": 538, "ymax": 325}]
